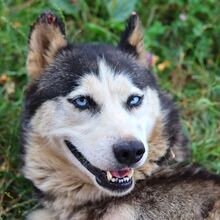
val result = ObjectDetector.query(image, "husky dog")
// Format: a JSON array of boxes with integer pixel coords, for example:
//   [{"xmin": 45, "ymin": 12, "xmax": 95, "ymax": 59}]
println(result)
[{"xmin": 21, "ymin": 11, "xmax": 220, "ymax": 219}]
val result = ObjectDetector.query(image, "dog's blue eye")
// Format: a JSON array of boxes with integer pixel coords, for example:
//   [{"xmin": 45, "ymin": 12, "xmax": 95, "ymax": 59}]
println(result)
[
  {"xmin": 70, "ymin": 96, "xmax": 89, "ymax": 110},
  {"xmin": 68, "ymin": 96, "xmax": 97, "ymax": 111},
  {"xmin": 75, "ymin": 97, "xmax": 88, "ymax": 108},
  {"xmin": 127, "ymin": 95, "xmax": 143, "ymax": 108}
]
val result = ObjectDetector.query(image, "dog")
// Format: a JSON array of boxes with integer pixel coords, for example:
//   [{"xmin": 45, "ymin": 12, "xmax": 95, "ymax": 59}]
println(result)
[{"xmin": 21, "ymin": 11, "xmax": 220, "ymax": 219}]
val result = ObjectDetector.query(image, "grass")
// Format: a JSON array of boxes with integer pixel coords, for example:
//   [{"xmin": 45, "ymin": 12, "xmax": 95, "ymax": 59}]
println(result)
[{"xmin": 0, "ymin": 0, "xmax": 220, "ymax": 219}]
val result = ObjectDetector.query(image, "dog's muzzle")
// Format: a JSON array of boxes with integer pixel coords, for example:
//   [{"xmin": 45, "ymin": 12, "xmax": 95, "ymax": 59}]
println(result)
[{"xmin": 64, "ymin": 140, "xmax": 134, "ymax": 193}]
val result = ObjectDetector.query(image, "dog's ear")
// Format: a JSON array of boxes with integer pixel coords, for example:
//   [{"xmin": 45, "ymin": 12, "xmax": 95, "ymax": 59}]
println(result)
[
  {"xmin": 27, "ymin": 11, "xmax": 67, "ymax": 81},
  {"xmin": 118, "ymin": 12, "xmax": 146, "ymax": 66}
]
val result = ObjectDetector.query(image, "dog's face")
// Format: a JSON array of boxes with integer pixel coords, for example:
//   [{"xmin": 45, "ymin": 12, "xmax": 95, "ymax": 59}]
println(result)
[{"xmin": 23, "ymin": 12, "xmax": 162, "ymax": 196}]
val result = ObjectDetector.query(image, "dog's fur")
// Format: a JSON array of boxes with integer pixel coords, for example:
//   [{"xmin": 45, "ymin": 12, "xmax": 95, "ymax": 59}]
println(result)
[
  {"xmin": 28, "ymin": 163, "xmax": 220, "ymax": 220},
  {"xmin": 21, "ymin": 11, "xmax": 220, "ymax": 219}
]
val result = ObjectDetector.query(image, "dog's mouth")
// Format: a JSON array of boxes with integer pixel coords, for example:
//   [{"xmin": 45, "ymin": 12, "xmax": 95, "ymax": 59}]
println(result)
[{"xmin": 65, "ymin": 140, "xmax": 133, "ymax": 192}]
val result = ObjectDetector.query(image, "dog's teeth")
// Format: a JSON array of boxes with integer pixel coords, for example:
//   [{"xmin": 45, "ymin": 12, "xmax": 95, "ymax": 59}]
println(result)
[
  {"xmin": 123, "ymin": 177, "xmax": 128, "ymax": 182},
  {"xmin": 109, "ymin": 176, "xmax": 131, "ymax": 184},
  {"xmin": 111, "ymin": 177, "xmax": 118, "ymax": 183},
  {"xmin": 128, "ymin": 169, "xmax": 134, "ymax": 179},
  {"xmin": 107, "ymin": 171, "xmax": 112, "ymax": 181},
  {"xmin": 108, "ymin": 171, "xmax": 132, "ymax": 184},
  {"xmin": 111, "ymin": 178, "xmax": 116, "ymax": 182},
  {"xmin": 119, "ymin": 179, "xmax": 123, "ymax": 183},
  {"xmin": 124, "ymin": 177, "xmax": 129, "ymax": 182}
]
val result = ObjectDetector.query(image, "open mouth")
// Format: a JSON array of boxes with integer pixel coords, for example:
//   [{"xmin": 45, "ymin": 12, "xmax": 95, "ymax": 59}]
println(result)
[{"xmin": 65, "ymin": 140, "xmax": 134, "ymax": 192}]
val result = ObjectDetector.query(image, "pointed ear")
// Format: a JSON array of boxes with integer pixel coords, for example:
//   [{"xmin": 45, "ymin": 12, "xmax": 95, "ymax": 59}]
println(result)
[
  {"xmin": 27, "ymin": 11, "xmax": 67, "ymax": 81},
  {"xmin": 118, "ymin": 12, "xmax": 146, "ymax": 66}
]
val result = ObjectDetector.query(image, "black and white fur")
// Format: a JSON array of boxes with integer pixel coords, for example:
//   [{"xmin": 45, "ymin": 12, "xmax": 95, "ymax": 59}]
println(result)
[{"xmin": 20, "ymin": 11, "xmax": 220, "ymax": 220}]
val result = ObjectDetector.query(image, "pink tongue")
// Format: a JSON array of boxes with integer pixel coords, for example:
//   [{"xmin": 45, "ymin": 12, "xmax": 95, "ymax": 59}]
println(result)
[{"xmin": 110, "ymin": 169, "xmax": 130, "ymax": 178}]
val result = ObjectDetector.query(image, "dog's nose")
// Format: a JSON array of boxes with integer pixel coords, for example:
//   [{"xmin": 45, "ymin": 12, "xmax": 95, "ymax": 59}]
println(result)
[{"xmin": 113, "ymin": 140, "xmax": 145, "ymax": 165}]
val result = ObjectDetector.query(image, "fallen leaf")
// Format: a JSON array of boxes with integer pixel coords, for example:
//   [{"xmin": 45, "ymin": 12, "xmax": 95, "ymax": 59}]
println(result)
[
  {"xmin": 157, "ymin": 60, "xmax": 170, "ymax": 72},
  {"xmin": 13, "ymin": 21, "xmax": 21, "ymax": 28},
  {"xmin": 0, "ymin": 74, "xmax": 10, "ymax": 84},
  {"xmin": 152, "ymin": 55, "xmax": 159, "ymax": 65}
]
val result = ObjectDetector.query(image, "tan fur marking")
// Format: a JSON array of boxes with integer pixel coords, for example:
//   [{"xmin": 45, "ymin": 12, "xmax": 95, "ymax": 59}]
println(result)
[
  {"xmin": 206, "ymin": 200, "xmax": 220, "ymax": 220},
  {"xmin": 27, "ymin": 23, "xmax": 67, "ymax": 80},
  {"xmin": 135, "ymin": 117, "xmax": 168, "ymax": 179},
  {"xmin": 128, "ymin": 17, "xmax": 146, "ymax": 66}
]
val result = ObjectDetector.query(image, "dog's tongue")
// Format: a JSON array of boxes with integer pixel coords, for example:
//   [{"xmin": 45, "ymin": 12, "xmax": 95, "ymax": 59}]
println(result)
[{"xmin": 110, "ymin": 169, "xmax": 130, "ymax": 178}]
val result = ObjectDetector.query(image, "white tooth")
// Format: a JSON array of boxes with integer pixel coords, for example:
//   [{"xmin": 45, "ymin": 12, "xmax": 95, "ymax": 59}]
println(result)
[
  {"xmin": 125, "ymin": 177, "xmax": 129, "ymax": 182},
  {"xmin": 111, "ymin": 178, "xmax": 116, "ymax": 182},
  {"xmin": 128, "ymin": 169, "xmax": 134, "ymax": 179},
  {"xmin": 107, "ymin": 171, "xmax": 112, "ymax": 181},
  {"xmin": 115, "ymin": 178, "xmax": 118, "ymax": 182}
]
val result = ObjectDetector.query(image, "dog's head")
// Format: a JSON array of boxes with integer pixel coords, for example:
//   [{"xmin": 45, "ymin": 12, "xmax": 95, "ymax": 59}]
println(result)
[{"xmin": 22, "ymin": 12, "xmax": 184, "ymax": 197}]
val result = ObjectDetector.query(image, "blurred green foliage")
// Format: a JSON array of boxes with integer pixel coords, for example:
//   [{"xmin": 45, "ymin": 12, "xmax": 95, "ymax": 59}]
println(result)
[{"xmin": 0, "ymin": 0, "xmax": 220, "ymax": 218}]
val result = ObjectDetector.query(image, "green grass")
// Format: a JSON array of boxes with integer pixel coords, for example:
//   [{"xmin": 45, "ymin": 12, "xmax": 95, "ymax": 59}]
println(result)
[{"xmin": 0, "ymin": 0, "xmax": 220, "ymax": 219}]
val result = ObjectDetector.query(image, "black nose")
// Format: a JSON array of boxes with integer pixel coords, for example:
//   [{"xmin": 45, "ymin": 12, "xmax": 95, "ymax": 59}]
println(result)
[{"xmin": 113, "ymin": 140, "xmax": 145, "ymax": 165}]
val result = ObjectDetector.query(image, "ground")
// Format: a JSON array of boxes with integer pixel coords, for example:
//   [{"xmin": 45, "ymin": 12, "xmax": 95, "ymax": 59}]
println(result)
[{"xmin": 0, "ymin": 0, "xmax": 220, "ymax": 219}]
